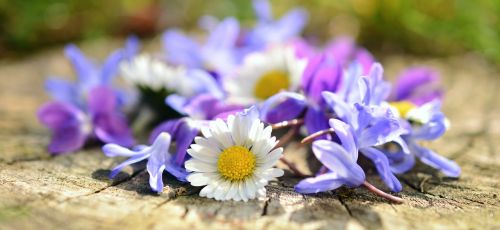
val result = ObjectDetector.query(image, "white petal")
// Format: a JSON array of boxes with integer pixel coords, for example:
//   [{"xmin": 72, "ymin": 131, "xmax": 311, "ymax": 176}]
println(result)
[
  {"xmin": 228, "ymin": 115, "xmax": 241, "ymax": 146},
  {"xmin": 200, "ymin": 126, "xmax": 212, "ymax": 138},
  {"xmin": 187, "ymin": 147, "xmax": 218, "ymax": 163},
  {"xmin": 195, "ymin": 136, "xmax": 223, "ymax": 152},
  {"xmin": 257, "ymin": 187, "xmax": 267, "ymax": 199},
  {"xmin": 260, "ymin": 126, "xmax": 273, "ymax": 141},
  {"xmin": 225, "ymin": 182, "xmax": 238, "ymax": 201},
  {"xmin": 233, "ymin": 189, "xmax": 242, "ymax": 201},
  {"xmin": 214, "ymin": 180, "xmax": 230, "ymax": 201},
  {"xmin": 210, "ymin": 119, "xmax": 234, "ymax": 149},
  {"xmin": 239, "ymin": 182, "xmax": 249, "ymax": 202},
  {"xmin": 249, "ymin": 122, "xmax": 264, "ymax": 143},
  {"xmin": 244, "ymin": 178, "xmax": 257, "ymax": 199},
  {"xmin": 184, "ymin": 160, "xmax": 217, "ymax": 172},
  {"xmin": 258, "ymin": 148, "xmax": 283, "ymax": 169},
  {"xmin": 260, "ymin": 168, "xmax": 284, "ymax": 180},
  {"xmin": 187, "ymin": 173, "xmax": 218, "ymax": 186},
  {"xmin": 200, "ymin": 183, "xmax": 216, "ymax": 198}
]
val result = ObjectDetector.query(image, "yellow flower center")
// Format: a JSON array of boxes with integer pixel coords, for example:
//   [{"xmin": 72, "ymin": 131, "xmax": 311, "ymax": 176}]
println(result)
[
  {"xmin": 253, "ymin": 70, "xmax": 290, "ymax": 100},
  {"xmin": 389, "ymin": 101, "xmax": 416, "ymax": 118},
  {"xmin": 217, "ymin": 146, "xmax": 256, "ymax": 181}
]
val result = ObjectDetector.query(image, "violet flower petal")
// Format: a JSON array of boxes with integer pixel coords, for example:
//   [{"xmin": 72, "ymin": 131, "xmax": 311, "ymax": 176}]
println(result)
[
  {"xmin": 312, "ymin": 140, "xmax": 365, "ymax": 184},
  {"xmin": 146, "ymin": 133, "xmax": 173, "ymax": 192},
  {"xmin": 260, "ymin": 92, "xmax": 307, "ymax": 123},
  {"xmin": 109, "ymin": 154, "xmax": 150, "ymax": 178},
  {"xmin": 412, "ymin": 143, "xmax": 461, "ymax": 177},
  {"xmin": 162, "ymin": 30, "xmax": 202, "ymax": 68},
  {"xmin": 49, "ymin": 125, "xmax": 87, "ymax": 154},
  {"xmin": 253, "ymin": 0, "xmax": 272, "ymax": 22},
  {"xmin": 325, "ymin": 36, "xmax": 355, "ymax": 67},
  {"xmin": 302, "ymin": 54, "xmax": 342, "ymax": 105},
  {"xmin": 394, "ymin": 67, "xmax": 442, "ymax": 104},
  {"xmin": 305, "ymin": 107, "xmax": 330, "ymax": 137},
  {"xmin": 329, "ymin": 119, "xmax": 357, "ymax": 159},
  {"xmin": 64, "ymin": 44, "xmax": 97, "ymax": 84},
  {"xmin": 44, "ymin": 78, "xmax": 79, "ymax": 106},
  {"xmin": 38, "ymin": 101, "xmax": 84, "ymax": 129},
  {"xmin": 38, "ymin": 101, "xmax": 88, "ymax": 154},
  {"xmin": 322, "ymin": 91, "xmax": 354, "ymax": 125},
  {"xmin": 295, "ymin": 172, "xmax": 345, "ymax": 193},
  {"xmin": 361, "ymin": 147, "xmax": 402, "ymax": 192},
  {"xmin": 354, "ymin": 48, "xmax": 375, "ymax": 75}
]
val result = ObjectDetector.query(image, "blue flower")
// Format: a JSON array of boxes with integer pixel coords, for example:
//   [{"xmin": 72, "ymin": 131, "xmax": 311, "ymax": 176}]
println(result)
[
  {"xmin": 45, "ymin": 36, "xmax": 139, "ymax": 108},
  {"xmin": 103, "ymin": 132, "xmax": 191, "ymax": 193},
  {"xmin": 246, "ymin": 0, "xmax": 308, "ymax": 49},
  {"xmin": 392, "ymin": 67, "xmax": 443, "ymax": 106},
  {"xmin": 295, "ymin": 119, "xmax": 365, "ymax": 193},
  {"xmin": 162, "ymin": 18, "xmax": 239, "ymax": 75},
  {"xmin": 322, "ymin": 92, "xmax": 408, "ymax": 192},
  {"xmin": 386, "ymin": 100, "xmax": 461, "ymax": 177},
  {"xmin": 38, "ymin": 37, "xmax": 138, "ymax": 154}
]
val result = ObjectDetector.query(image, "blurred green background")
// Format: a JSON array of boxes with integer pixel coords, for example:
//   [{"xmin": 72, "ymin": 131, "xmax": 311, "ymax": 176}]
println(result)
[{"xmin": 0, "ymin": 0, "xmax": 499, "ymax": 63}]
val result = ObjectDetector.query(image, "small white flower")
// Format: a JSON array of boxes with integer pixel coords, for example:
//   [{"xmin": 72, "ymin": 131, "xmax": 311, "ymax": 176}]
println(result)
[
  {"xmin": 185, "ymin": 108, "xmax": 284, "ymax": 201},
  {"xmin": 224, "ymin": 45, "xmax": 307, "ymax": 105},
  {"xmin": 120, "ymin": 54, "xmax": 194, "ymax": 96}
]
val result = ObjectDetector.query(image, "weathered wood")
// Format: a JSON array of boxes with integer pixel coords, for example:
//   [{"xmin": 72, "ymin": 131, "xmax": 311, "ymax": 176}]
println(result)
[{"xmin": 0, "ymin": 43, "xmax": 498, "ymax": 229}]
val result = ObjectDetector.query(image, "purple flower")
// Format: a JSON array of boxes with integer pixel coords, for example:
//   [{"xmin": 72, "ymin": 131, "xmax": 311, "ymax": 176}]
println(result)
[
  {"xmin": 162, "ymin": 18, "xmax": 240, "ymax": 75},
  {"xmin": 301, "ymin": 52, "xmax": 343, "ymax": 106},
  {"xmin": 295, "ymin": 119, "xmax": 365, "ymax": 193},
  {"xmin": 323, "ymin": 92, "xmax": 408, "ymax": 192},
  {"xmin": 103, "ymin": 132, "xmax": 188, "ymax": 193},
  {"xmin": 148, "ymin": 118, "xmax": 199, "ymax": 170},
  {"xmin": 386, "ymin": 100, "xmax": 460, "ymax": 177},
  {"xmin": 325, "ymin": 37, "xmax": 375, "ymax": 74},
  {"xmin": 259, "ymin": 92, "xmax": 307, "ymax": 123},
  {"xmin": 337, "ymin": 62, "xmax": 390, "ymax": 107},
  {"xmin": 38, "ymin": 101, "xmax": 90, "ymax": 154},
  {"xmin": 38, "ymin": 39, "xmax": 138, "ymax": 154},
  {"xmin": 246, "ymin": 0, "xmax": 308, "ymax": 50},
  {"xmin": 392, "ymin": 67, "xmax": 443, "ymax": 106},
  {"xmin": 38, "ymin": 86, "xmax": 135, "ymax": 154},
  {"xmin": 45, "ymin": 37, "xmax": 139, "ymax": 107}
]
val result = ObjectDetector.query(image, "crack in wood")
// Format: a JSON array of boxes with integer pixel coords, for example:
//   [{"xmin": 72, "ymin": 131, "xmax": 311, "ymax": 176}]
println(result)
[
  {"xmin": 260, "ymin": 198, "xmax": 269, "ymax": 216},
  {"xmin": 59, "ymin": 169, "xmax": 145, "ymax": 203},
  {"xmin": 3, "ymin": 156, "xmax": 52, "ymax": 165},
  {"xmin": 337, "ymin": 196, "xmax": 353, "ymax": 217}
]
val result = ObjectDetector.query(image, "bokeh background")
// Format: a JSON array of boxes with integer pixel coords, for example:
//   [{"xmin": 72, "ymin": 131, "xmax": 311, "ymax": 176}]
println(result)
[{"xmin": 0, "ymin": 0, "xmax": 499, "ymax": 63}]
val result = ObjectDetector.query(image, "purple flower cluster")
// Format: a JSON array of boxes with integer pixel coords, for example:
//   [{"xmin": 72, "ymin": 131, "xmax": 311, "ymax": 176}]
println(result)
[
  {"xmin": 38, "ymin": 0, "xmax": 460, "ymax": 200},
  {"xmin": 38, "ymin": 38, "xmax": 139, "ymax": 153}
]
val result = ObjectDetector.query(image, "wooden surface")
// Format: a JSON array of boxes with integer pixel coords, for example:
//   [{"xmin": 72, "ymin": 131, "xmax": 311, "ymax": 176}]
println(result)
[{"xmin": 0, "ymin": 44, "xmax": 499, "ymax": 229}]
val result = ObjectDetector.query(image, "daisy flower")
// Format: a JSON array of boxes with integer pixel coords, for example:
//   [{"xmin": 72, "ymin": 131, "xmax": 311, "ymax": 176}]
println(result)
[
  {"xmin": 119, "ymin": 54, "xmax": 191, "ymax": 94},
  {"xmin": 225, "ymin": 46, "xmax": 307, "ymax": 105},
  {"xmin": 185, "ymin": 107, "xmax": 284, "ymax": 201}
]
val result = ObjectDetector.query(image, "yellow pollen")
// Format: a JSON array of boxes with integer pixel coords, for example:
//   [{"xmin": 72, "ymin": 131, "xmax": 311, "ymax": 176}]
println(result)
[
  {"xmin": 253, "ymin": 70, "xmax": 290, "ymax": 100},
  {"xmin": 217, "ymin": 146, "xmax": 256, "ymax": 181},
  {"xmin": 389, "ymin": 101, "xmax": 416, "ymax": 118}
]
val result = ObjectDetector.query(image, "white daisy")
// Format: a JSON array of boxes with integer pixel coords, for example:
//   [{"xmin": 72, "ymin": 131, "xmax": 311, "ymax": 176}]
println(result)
[
  {"xmin": 119, "ymin": 54, "xmax": 194, "ymax": 96},
  {"xmin": 224, "ymin": 45, "xmax": 307, "ymax": 105},
  {"xmin": 185, "ymin": 108, "xmax": 284, "ymax": 201}
]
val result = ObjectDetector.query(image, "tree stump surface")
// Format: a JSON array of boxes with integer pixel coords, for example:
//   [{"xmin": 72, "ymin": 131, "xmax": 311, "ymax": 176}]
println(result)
[{"xmin": 0, "ymin": 43, "xmax": 499, "ymax": 229}]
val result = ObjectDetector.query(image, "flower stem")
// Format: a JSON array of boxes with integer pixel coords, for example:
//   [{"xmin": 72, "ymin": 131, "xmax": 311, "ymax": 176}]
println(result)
[
  {"xmin": 300, "ymin": 128, "xmax": 335, "ymax": 144},
  {"xmin": 280, "ymin": 157, "xmax": 309, "ymax": 177},
  {"xmin": 271, "ymin": 119, "xmax": 304, "ymax": 130},
  {"xmin": 362, "ymin": 181, "xmax": 403, "ymax": 204},
  {"xmin": 275, "ymin": 126, "xmax": 298, "ymax": 148}
]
